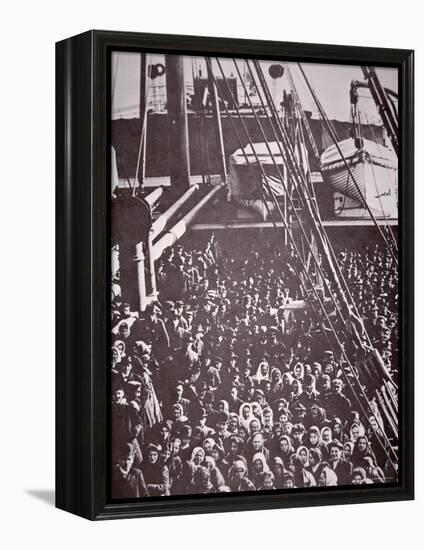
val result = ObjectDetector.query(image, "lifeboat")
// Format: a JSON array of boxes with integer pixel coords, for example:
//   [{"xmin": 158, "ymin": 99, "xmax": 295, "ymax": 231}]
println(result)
[{"xmin": 320, "ymin": 137, "xmax": 397, "ymax": 218}]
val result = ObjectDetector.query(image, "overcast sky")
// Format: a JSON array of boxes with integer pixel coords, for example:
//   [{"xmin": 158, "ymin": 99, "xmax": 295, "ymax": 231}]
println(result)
[{"xmin": 112, "ymin": 51, "xmax": 398, "ymax": 124}]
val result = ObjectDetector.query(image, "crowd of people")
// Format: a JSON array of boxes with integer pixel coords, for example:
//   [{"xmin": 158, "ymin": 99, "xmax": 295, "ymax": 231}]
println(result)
[{"xmin": 111, "ymin": 232, "xmax": 398, "ymax": 498}]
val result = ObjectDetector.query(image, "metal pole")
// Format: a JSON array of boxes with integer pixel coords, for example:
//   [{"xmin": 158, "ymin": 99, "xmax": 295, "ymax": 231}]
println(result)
[
  {"xmin": 151, "ymin": 184, "xmax": 199, "ymax": 237},
  {"xmin": 165, "ymin": 55, "xmax": 191, "ymax": 195},
  {"xmin": 144, "ymin": 186, "xmax": 163, "ymax": 207},
  {"xmin": 152, "ymin": 182, "xmax": 225, "ymax": 260},
  {"xmin": 135, "ymin": 241, "xmax": 147, "ymax": 312},
  {"xmin": 206, "ymin": 62, "xmax": 227, "ymax": 182},
  {"xmin": 147, "ymin": 231, "xmax": 157, "ymax": 299},
  {"xmin": 138, "ymin": 54, "xmax": 148, "ymax": 186}
]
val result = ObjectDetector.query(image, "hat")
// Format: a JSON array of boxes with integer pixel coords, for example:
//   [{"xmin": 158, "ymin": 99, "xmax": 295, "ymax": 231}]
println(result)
[
  {"xmin": 292, "ymin": 423, "xmax": 305, "ymax": 433},
  {"xmin": 304, "ymin": 374, "xmax": 315, "ymax": 386},
  {"xmin": 179, "ymin": 424, "xmax": 192, "ymax": 438},
  {"xmin": 216, "ymin": 412, "xmax": 229, "ymax": 424},
  {"xmin": 159, "ymin": 420, "xmax": 172, "ymax": 432},
  {"xmin": 146, "ymin": 443, "xmax": 162, "ymax": 453},
  {"xmin": 120, "ymin": 442, "xmax": 135, "ymax": 459},
  {"xmin": 328, "ymin": 439, "xmax": 343, "ymax": 451}
]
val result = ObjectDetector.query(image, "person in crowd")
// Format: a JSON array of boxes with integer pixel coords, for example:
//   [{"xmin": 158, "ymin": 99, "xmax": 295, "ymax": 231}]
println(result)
[
  {"xmin": 112, "ymin": 442, "xmax": 149, "ymax": 498},
  {"xmin": 140, "ymin": 443, "xmax": 170, "ymax": 496}
]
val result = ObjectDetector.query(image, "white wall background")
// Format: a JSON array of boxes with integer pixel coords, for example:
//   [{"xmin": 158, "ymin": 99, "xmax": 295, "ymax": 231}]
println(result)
[{"xmin": 0, "ymin": 1, "xmax": 420, "ymax": 547}]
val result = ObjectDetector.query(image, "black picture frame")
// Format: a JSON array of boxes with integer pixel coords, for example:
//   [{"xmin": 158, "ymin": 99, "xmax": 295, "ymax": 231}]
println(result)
[{"xmin": 56, "ymin": 29, "xmax": 414, "ymax": 520}]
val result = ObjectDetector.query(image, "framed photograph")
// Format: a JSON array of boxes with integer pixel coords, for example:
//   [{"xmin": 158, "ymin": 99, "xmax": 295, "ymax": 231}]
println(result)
[{"xmin": 56, "ymin": 30, "xmax": 414, "ymax": 520}]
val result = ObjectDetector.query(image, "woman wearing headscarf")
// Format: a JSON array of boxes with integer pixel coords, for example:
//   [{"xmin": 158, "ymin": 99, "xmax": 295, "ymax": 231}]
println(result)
[
  {"xmin": 203, "ymin": 455, "xmax": 225, "ymax": 490},
  {"xmin": 351, "ymin": 435, "xmax": 377, "ymax": 468},
  {"xmin": 253, "ymin": 361, "xmax": 271, "ymax": 384},
  {"xmin": 202, "ymin": 437, "xmax": 216, "ymax": 456},
  {"xmin": 177, "ymin": 446, "xmax": 205, "ymax": 494},
  {"xmin": 244, "ymin": 431, "xmax": 269, "ymax": 466},
  {"xmin": 311, "ymin": 362, "xmax": 322, "ymax": 381},
  {"xmin": 343, "ymin": 442, "xmax": 354, "ymax": 463},
  {"xmin": 282, "ymin": 421, "xmax": 294, "ymax": 438},
  {"xmin": 239, "ymin": 402, "xmax": 255, "ymax": 432},
  {"xmin": 296, "ymin": 446, "xmax": 310, "ymax": 468},
  {"xmin": 331, "ymin": 417, "xmax": 347, "ymax": 444},
  {"xmin": 274, "ymin": 435, "xmax": 294, "ymax": 470},
  {"xmin": 251, "ymin": 401, "xmax": 264, "ymax": 425},
  {"xmin": 318, "ymin": 465, "xmax": 338, "ymax": 487},
  {"xmin": 306, "ymin": 447, "xmax": 323, "ymax": 482},
  {"xmin": 248, "ymin": 417, "xmax": 262, "ymax": 436},
  {"xmin": 271, "ymin": 456, "xmax": 287, "ymax": 489},
  {"xmin": 228, "ymin": 458, "xmax": 255, "ymax": 492},
  {"xmin": 305, "ymin": 426, "xmax": 321, "ymax": 450},
  {"xmin": 290, "ymin": 454, "xmax": 316, "ymax": 488},
  {"xmin": 320, "ymin": 426, "xmax": 333, "ymax": 461},
  {"xmin": 251, "ymin": 452, "xmax": 270, "ymax": 489},
  {"xmin": 351, "ymin": 466, "xmax": 373, "ymax": 485},
  {"xmin": 292, "ymin": 362, "xmax": 305, "ymax": 381},
  {"xmin": 217, "ymin": 399, "xmax": 230, "ymax": 416},
  {"xmin": 111, "ymin": 346, "xmax": 121, "ymax": 371},
  {"xmin": 113, "ymin": 339, "xmax": 127, "ymax": 362},
  {"xmin": 171, "ymin": 403, "xmax": 188, "ymax": 432},
  {"xmin": 349, "ymin": 421, "xmax": 365, "ymax": 443},
  {"xmin": 161, "ymin": 440, "xmax": 183, "ymax": 494}
]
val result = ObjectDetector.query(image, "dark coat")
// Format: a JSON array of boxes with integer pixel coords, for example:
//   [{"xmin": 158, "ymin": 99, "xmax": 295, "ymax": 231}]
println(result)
[
  {"xmin": 141, "ymin": 461, "xmax": 170, "ymax": 496},
  {"xmin": 111, "ymin": 466, "xmax": 149, "ymax": 499},
  {"xmin": 329, "ymin": 458, "xmax": 353, "ymax": 485}
]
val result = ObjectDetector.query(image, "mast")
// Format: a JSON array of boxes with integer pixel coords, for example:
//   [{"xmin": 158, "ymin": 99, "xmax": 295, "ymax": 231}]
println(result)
[
  {"xmin": 165, "ymin": 55, "xmax": 191, "ymax": 196},
  {"xmin": 206, "ymin": 61, "xmax": 227, "ymax": 182},
  {"xmin": 137, "ymin": 53, "xmax": 148, "ymax": 187}
]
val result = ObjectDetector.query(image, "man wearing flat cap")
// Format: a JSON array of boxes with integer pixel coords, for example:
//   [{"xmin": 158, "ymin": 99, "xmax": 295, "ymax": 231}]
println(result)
[
  {"xmin": 326, "ymin": 379, "xmax": 351, "ymax": 423},
  {"xmin": 112, "ymin": 442, "xmax": 149, "ymax": 498},
  {"xmin": 328, "ymin": 440, "xmax": 353, "ymax": 485},
  {"xmin": 296, "ymin": 373, "xmax": 321, "ymax": 411}
]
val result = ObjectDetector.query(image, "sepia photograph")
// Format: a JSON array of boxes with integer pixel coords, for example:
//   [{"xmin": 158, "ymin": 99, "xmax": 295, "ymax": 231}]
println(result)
[{"xmin": 110, "ymin": 51, "xmax": 400, "ymax": 500}]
